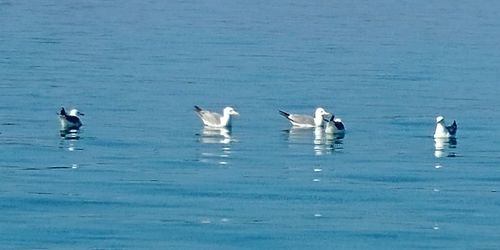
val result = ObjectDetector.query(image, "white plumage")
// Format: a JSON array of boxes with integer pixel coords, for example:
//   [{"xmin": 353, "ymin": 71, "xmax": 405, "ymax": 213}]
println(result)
[
  {"xmin": 279, "ymin": 107, "xmax": 330, "ymax": 128},
  {"xmin": 194, "ymin": 106, "xmax": 239, "ymax": 128}
]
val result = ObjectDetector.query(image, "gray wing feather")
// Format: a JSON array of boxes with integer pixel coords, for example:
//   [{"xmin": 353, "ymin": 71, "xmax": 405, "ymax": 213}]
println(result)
[
  {"xmin": 198, "ymin": 110, "xmax": 222, "ymax": 126},
  {"xmin": 288, "ymin": 114, "xmax": 314, "ymax": 125}
]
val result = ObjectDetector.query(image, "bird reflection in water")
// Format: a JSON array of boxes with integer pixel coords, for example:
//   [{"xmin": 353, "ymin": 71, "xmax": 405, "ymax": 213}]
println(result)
[
  {"xmin": 317, "ymin": 127, "xmax": 345, "ymax": 155},
  {"xmin": 313, "ymin": 127, "xmax": 331, "ymax": 155},
  {"xmin": 59, "ymin": 129, "xmax": 81, "ymax": 152},
  {"xmin": 434, "ymin": 137, "xmax": 457, "ymax": 158},
  {"xmin": 286, "ymin": 127, "xmax": 344, "ymax": 156},
  {"xmin": 197, "ymin": 127, "xmax": 234, "ymax": 165}
]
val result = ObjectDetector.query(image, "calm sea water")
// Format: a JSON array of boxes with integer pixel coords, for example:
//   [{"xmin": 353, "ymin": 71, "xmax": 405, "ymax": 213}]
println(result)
[{"xmin": 1, "ymin": 0, "xmax": 500, "ymax": 249}]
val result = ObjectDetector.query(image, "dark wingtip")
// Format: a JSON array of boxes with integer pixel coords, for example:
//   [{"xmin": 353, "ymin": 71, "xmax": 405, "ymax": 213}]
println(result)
[
  {"xmin": 324, "ymin": 115, "xmax": 335, "ymax": 123},
  {"xmin": 194, "ymin": 105, "xmax": 202, "ymax": 112},
  {"xmin": 278, "ymin": 110, "xmax": 290, "ymax": 118},
  {"xmin": 448, "ymin": 120, "xmax": 458, "ymax": 135}
]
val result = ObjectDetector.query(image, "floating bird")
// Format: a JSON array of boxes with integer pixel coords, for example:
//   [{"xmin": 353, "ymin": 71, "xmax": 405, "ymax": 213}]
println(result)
[
  {"xmin": 433, "ymin": 116, "xmax": 457, "ymax": 139},
  {"xmin": 58, "ymin": 107, "xmax": 83, "ymax": 130},
  {"xmin": 324, "ymin": 115, "xmax": 345, "ymax": 134},
  {"xmin": 279, "ymin": 107, "xmax": 330, "ymax": 128},
  {"xmin": 194, "ymin": 106, "xmax": 239, "ymax": 128}
]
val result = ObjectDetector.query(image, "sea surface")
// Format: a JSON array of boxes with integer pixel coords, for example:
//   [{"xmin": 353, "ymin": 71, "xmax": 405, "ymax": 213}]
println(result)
[{"xmin": 1, "ymin": 0, "xmax": 500, "ymax": 249}]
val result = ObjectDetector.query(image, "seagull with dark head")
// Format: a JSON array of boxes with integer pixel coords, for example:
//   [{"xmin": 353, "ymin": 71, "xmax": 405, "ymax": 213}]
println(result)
[
  {"xmin": 279, "ymin": 107, "xmax": 330, "ymax": 128},
  {"xmin": 434, "ymin": 116, "xmax": 457, "ymax": 139},
  {"xmin": 324, "ymin": 114, "xmax": 345, "ymax": 135},
  {"xmin": 59, "ymin": 107, "xmax": 83, "ymax": 131}
]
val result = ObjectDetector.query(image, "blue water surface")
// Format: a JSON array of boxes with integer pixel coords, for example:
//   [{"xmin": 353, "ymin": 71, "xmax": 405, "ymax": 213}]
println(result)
[{"xmin": 1, "ymin": 0, "xmax": 500, "ymax": 249}]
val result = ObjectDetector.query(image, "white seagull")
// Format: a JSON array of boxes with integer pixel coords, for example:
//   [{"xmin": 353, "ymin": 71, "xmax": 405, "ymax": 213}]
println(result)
[
  {"xmin": 58, "ymin": 107, "xmax": 83, "ymax": 130},
  {"xmin": 279, "ymin": 107, "xmax": 330, "ymax": 128},
  {"xmin": 324, "ymin": 115, "xmax": 345, "ymax": 134},
  {"xmin": 434, "ymin": 116, "xmax": 457, "ymax": 139},
  {"xmin": 194, "ymin": 106, "xmax": 239, "ymax": 128}
]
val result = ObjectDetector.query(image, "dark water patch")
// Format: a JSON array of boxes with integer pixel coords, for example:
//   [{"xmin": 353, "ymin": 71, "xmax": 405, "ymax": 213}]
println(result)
[
  {"xmin": 21, "ymin": 165, "xmax": 77, "ymax": 171},
  {"xmin": 343, "ymin": 174, "xmax": 430, "ymax": 184},
  {"xmin": 375, "ymin": 73, "xmax": 434, "ymax": 82},
  {"xmin": 27, "ymin": 192, "xmax": 54, "ymax": 195}
]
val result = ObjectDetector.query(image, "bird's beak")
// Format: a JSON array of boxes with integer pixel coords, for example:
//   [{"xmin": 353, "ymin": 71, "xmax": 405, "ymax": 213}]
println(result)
[
  {"xmin": 233, "ymin": 111, "xmax": 240, "ymax": 116},
  {"xmin": 324, "ymin": 112, "xmax": 330, "ymax": 116},
  {"xmin": 79, "ymin": 112, "xmax": 85, "ymax": 116}
]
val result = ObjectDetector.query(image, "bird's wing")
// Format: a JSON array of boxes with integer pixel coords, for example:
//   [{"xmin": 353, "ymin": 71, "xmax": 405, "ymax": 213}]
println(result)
[
  {"xmin": 288, "ymin": 114, "xmax": 314, "ymax": 126},
  {"xmin": 447, "ymin": 121, "xmax": 457, "ymax": 135},
  {"xmin": 198, "ymin": 110, "xmax": 222, "ymax": 126},
  {"xmin": 65, "ymin": 116, "xmax": 81, "ymax": 124},
  {"xmin": 335, "ymin": 121, "xmax": 345, "ymax": 130}
]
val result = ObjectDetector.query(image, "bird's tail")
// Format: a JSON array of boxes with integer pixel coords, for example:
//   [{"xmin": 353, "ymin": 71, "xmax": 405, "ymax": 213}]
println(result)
[
  {"xmin": 449, "ymin": 120, "xmax": 458, "ymax": 135},
  {"xmin": 194, "ymin": 105, "xmax": 203, "ymax": 112},
  {"xmin": 278, "ymin": 110, "xmax": 290, "ymax": 118}
]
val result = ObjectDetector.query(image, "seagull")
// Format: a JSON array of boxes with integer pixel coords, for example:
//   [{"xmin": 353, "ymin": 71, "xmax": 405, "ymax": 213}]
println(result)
[
  {"xmin": 194, "ymin": 106, "xmax": 239, "ymax": 128},
  {"xmin": 324, "ymin": 115, "xmax": 345, "ymax": 134},
  {"xmin": 279, "ymin": 107, "xmax": 330, "ymax": 128},
  {"xmin": 58, "ymin": 107, "xmax": 83, "ymax": 130},
  {"xmin": 434, "ymin": 116, "xmax": 457, "ymax": 139}
]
